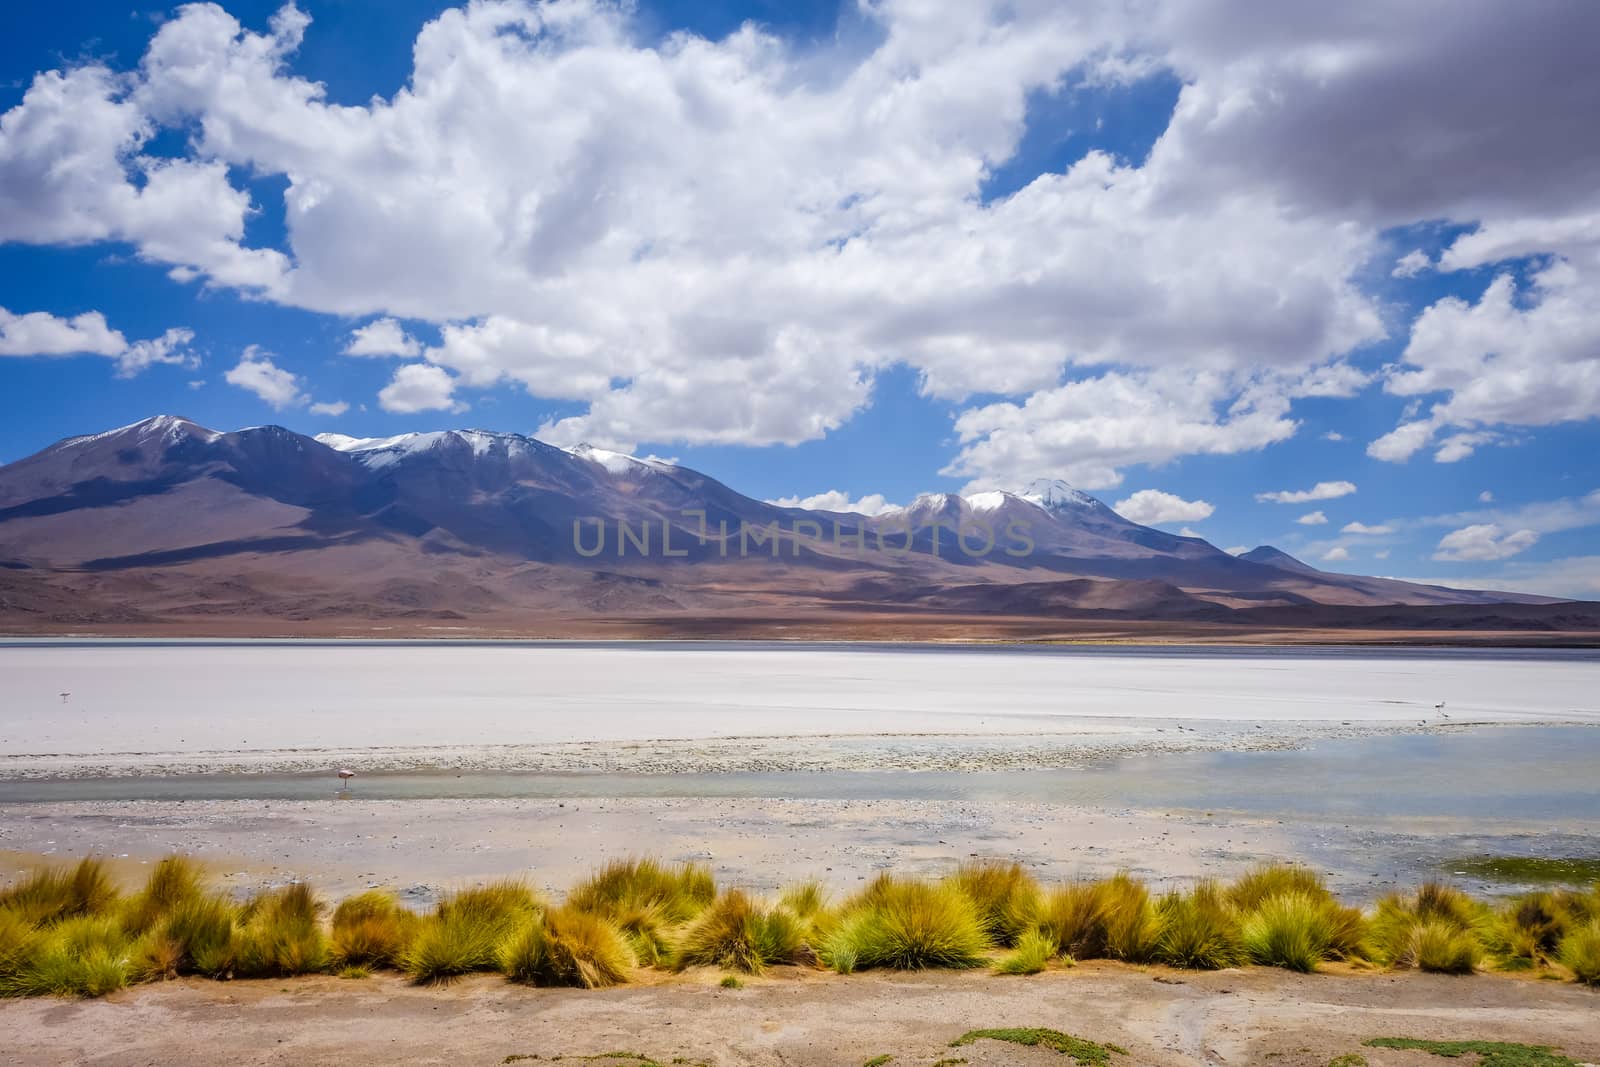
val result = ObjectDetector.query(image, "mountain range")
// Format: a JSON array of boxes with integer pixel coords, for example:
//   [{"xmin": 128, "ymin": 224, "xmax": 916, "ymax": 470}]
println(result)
[{"xmin": 1, "ymin": 416, "xmax": 1593, "ymax": 641}]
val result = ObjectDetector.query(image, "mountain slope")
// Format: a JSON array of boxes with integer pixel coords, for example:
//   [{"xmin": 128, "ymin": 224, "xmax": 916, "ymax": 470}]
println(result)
[{"xmin": 0, "ymin": 415, "xmax": 1575, "ymax": 635}]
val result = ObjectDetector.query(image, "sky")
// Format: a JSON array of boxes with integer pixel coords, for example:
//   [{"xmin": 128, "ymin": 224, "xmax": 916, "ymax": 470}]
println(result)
[{"xmin": 1, "ymin": 0, "xmax": 1597, "ymax": 597}]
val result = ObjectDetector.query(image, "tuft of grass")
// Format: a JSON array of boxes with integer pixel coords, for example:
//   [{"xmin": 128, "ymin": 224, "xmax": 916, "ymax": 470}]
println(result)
[
  {"xmin": 497, "ymin": 906, "xmax": 632, "ymax": 989},
  {"xmin": 950, "ymin": 1028, "xmax": 1128, "ymax": 1065},
  {"xmin": 946, "ymin": 861, "xmax": 1040, "ymax": 948},
  {"xmin": 1363, "ymin": 1038, "xmax": 1578, "ymax": 1067},
  {"xmin": 1328, "ymin": 1056, "xmax": 1367, "ymax": 1067},
  {"xmin": 0, "ymin": 858, "xmax": 119, "ymax": 927},
  {"xmin": 863, "ymin": 1057, "xmax": 892, "ymax": 1067},
  {"xmin": 1370, "ymin": 883, "xmax": 1483, "ymax": 973},
  {"xmin": 1227, "ymin": 863, "xmax": 1330, "ymax": 913},
  {"xmin": 673, "ymin": 890, "xmax": 801, "ymax": 974},
  {"xmin": 779, "ymin": 880, "xmax": 828, "ymax": 921},
  {"xmin": 331, "ymin": 890, "xmax": 418, "ymax": 968},
  {"xmin": 994, "ymin": 927, "xmax": 1054, "ymax": 975},
  {"xmin": 719, "ymin": 974, "xmax": 741, "ymax": 988},
  {"xmin": 818, "ymin": 878, "xmax": 990, "ymax": 973},
  {"xmin": 403, "ymin": 880, "xmax": 542, "ymax": 984},
  {"xmin": 2, "ymin": 915, "xmax": 129, "ymax": 998},
  {"xmin": 234, "ymin": 883, "xmax": 330, "ymax": 978},
  {"xmin": 1240, "ymin": 890, "xmax": 1336, "ymax": 973},
  {"xmin": 568, "ymin": 859, "xmax": 715, "ymax": 926},
  {"xmin": 1154, "ymin": 880, "xmax": 1243, "ymax": 970},
  {"xmin": 1557, "ymin": 918, "xmax": 1600, "ymax": 984},
  {"xmin": 1034, "ymin": 874, "xmax": 1161, "ymax": 963},
  {"xmin": 120, "ymin": 855, "xmax": 206, "ymax": 936}
]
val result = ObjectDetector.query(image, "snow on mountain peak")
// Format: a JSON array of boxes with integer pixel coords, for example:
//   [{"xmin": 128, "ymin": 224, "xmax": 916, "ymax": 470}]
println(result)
[
  {"xmin": 1019, "ymin": 478, "xmax": 1099, "ymax": 510},
  {"xmin": 65, "ymin": 414, "xmax": 216, "ymax": 450},
  {"xmin": 568, "ymin": 443, "xmax": 676, "ymax": 475}
]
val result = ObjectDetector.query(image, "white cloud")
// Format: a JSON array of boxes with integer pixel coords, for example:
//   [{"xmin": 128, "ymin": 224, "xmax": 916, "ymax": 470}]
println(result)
[
  {"xmin": 1420, "ymin": 489, "xmax": 1600, "ymax": 537},
  {"xmin": 1391, "ymin": 249, "xmax": 1431, "ymax": 278},
  {"xmin": 1296, "ymin": 510, "xmax": 1328, "ymax": 525},
  {"xmin": 224, "ymin": 347, "xmax": 305, "ymax": 409},
  {"xmin": 1224, "ymin": 545, "xmax": 1249, "ymax": 555},
  {"xmin": 1432, "ymin": 523, "xmax": 1540, "ymax": 562},
  {"xmin": 343, "ymin": 318, "xmax": 421, "ymax": 358},
  {"xmin": 308, "ymin": 399, "xmax": 349, "ymax": 416},
  {"xmin": 1256, "ymin": 480, "xmax": 1357, "ymax": 504},
  {"xmin": 1478, "ymin": 490, "xmax": 1494, "ymax": 503},
  {"xmin": 767, "ymin": 490, "xmax": 898, "ymax": 516},
  {"xmin": 0, "ymin": 306, "xmax": 193, "ymax": 376},
  {"xmin": 1342, "ymin": 521, "xmax": 1394, "ymax": 535},
  {"xmin": 1322, "ymin": 546, "xmax": 1350, "ymax": 562},
  {"xmin": 1322, "ymin": 430, "xmax": 1344, "ymax": 441},
  {"xmin": 1374, "ymin": 549, "xmax": 1390, "ymax": 560},
  {"xmin": 4, "ymin": 0, "xmax": 1600, "ymax": 477},
  {"xmin": 1112, "ymin": 489, "xmax": 1215, "ymax": 526},
  {"xmin": 378, "ymin": 363, "xmax": 465, "ymax": 414}
]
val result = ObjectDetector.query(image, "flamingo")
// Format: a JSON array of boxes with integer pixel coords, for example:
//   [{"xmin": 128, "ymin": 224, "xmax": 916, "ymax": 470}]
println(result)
[
  {"xmin": 59, "ymin": 692, "xmax": 70, "ymax": 704},
  {"xmin": 1435, "ymin": 701, "xmax": 1448, "ymax": 718},
  {"xmin": 336, "ymin": 768, "xmax": 356, "ymax": 791}
]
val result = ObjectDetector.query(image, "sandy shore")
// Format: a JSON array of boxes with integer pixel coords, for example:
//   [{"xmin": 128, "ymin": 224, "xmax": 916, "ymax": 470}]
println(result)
[{"xmin": 2, "ymin": 965, "xmax": 1596, "ymax": 1067}]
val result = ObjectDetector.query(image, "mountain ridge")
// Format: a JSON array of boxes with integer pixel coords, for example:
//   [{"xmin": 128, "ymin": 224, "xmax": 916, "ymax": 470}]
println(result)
[{"xmin": 0, "ymin": 415, "xmax": 1585, "ymax": 639}]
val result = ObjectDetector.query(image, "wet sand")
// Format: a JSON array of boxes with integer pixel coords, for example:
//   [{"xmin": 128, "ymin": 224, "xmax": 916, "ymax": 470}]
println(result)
[{"xmin": 2, "ymin": 965, "xmax": 1596, "ymax": 1067}]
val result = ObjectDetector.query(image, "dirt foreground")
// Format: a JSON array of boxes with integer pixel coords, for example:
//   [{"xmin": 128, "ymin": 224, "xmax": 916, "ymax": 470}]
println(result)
[{"xmin": 1, "ymin": 964, "xmax": 1595, "ymax": 1067}]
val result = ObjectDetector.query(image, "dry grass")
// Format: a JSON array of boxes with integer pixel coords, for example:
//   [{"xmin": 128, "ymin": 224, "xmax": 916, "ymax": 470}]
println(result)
[
  {"xmin": 673, "ymin": 890, "xmax": 803, "ymax": 974},
  {"xmin": 946, "ymin": 861, "xmax": 1040, "ymax": 948},
  {"xmin": 498, "ymin": 906, "xmax": 633, "ymax": 988},
  {"xmin": 1557, "ymin": 918, "xmax": 1600, "ymax": 984},
  {"xmin": 0, "ymin": 858, "xmax": 118, "ymax": 927},
  {"xmin": 993, "ymin": 927, "xmax": 1056, "ymax": 975},
  {"xmin": 1155, "ymin": 880, "xmax": 1243, "ymax": 969},
  {"xmin": 402, "ymin": 881, "xmax": 541, "ymax": 983},
  {"xmin": 234, "ymin": 883, "xmax": 330, "ymax": 978},
  {"xmin": 1371, "ymin": 882, "xmax": 1485, "ymax": 973},
  {"xmin": 567, "ymin": 859, "xmax": 715, "ymax": 965},
  {"xmin": 331, "ymin": 890, "xmax": 419, "ymax": 968}
]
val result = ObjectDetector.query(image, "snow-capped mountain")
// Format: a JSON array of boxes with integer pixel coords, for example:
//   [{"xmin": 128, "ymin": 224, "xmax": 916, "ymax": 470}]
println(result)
[{"xmin": 0, "ymin": 416, "xmax": 1574, "ymax": 635}]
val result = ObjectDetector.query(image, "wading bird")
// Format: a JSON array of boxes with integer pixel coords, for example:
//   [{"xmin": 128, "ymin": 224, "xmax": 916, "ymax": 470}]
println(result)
[{"xmin": 336, "ymin": 767, "xmax": 356, "ymax": 791}]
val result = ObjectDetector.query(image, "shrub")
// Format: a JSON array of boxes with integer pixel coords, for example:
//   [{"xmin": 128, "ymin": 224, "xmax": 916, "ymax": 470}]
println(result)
[
  {"xmin": 1240, "ymin": 890, "xmax": 1336, "ymax": 972},
  {"xmin": 1155, "ymin": 880, "xmax": 1243, "ymax": 969},
  {"xmin": 779, "ymin": 880, "xmax": 828, "ymax": 921},
  {"xmin": 1102, "ymin": 873, "xmax": 1162, "ymax": 962},
  {"xmin": 994, "ymin": 927, "xmax": 1055, "ymax": 975},
  {"xmin": 674, "ymin": 891, "xmax": 802, "ymax": 974},
  {"xmin": 497, "ymin": 906, "xmax": 632, "ymax": 988},
  {"xmin": 1227, "ymin": 864, "xmax": 1330, "ymax": 913},
  {"xmin": 0, "ymin": 859, "xmax": 119, "ymax": 926},
  {"xmin": 946, "ymin": 861, "xmax": 1040, "ymax": 948},
  {"xmin": 234, "ymin": 883, "xmax": 329, "ymax": 978},
  {"xmin": 1483, "ymin": 892, "xmax": 1564, "ymax": 968},
  {"xmin": 818, "ymin": 878, "xmax": 989, "ymax": 973},
  {"xmin": 1558, "ymin": 918, "xmax": 1600, "ymax": 985},
  {"xmin": 1037, "ymin": 881, "xmax": 1111, "ymax": 959},
  {"xmin": 332, "ymin": 891, "xmax": 418, "ymax": 968},
  {"xmin": 403, "ymin": 881, "xmax": 541, "ymax": 983}
]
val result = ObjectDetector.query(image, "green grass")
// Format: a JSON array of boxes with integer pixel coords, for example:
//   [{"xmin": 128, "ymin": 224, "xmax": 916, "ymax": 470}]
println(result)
[
  {"xmin": 0, "ymin": 858, "xmax": 119, "ymax": 927},
  {"xmin": 1240, "ymin": 890, "xmax": 1338, "ymax": 972},
  {"xmin": 1363, "ymin": 1038, "xmax": 1578, "ymax": 1066},
  {"xmin": 673, "ymin": 890, "xmax": 801, "ymax": 974},
  {"xmin": 950, "ymin": 1028, "xmax": 1127, "ymax": 1065},
  {"xmin": 331, "ymin": 890, "xmax": 418, "ymax": 968},
  {"xmin": 1446, "ymin": 857, "xmax": 1600, "ymax": 885},
  {"xmin": 946, "ymin": 860, "xmax": 1040, "ymax": 948},
  {"xmin": 567, "ymin": 859, "xmax": 715, "ymax": 965},
  {"xmin": 718, "ymin": 974, "xmax": 741, "ymax": 988},
  {"xmin": 818, "ymin": 878, "xmax": 990, "ymax": 973},
  {"xmin": 497, "ymin": 906, "xmax": 633, "ymax": 989},
  {"xmin": 1370, "ymin": 883, "xmax": 1484, "ymax": 973},
  {"xmin": 994, "ymin": 927, "xmax": 1055, "ymax": 975},
  {"xmin": 1227, "ymin": 863, "xmax": 1331, "ymax": 913},
  {"xmin": 1154, "ymin": 880, "xmax": 1243, "ymax": 970},
  {"xmin": 0, "ymin": 914, "xmax": 130, "ymax": 997},
  {"xmin": 1034, "ymin": 873, "xmax": 1160, "ymax": 963},
  {"xmin": 402, "ymin": 881, "xmax": 542, "ymax": 983},
  {"xmin": 863, "ymin": 1057, "xmax": 891, "ymax": 1067},
  {"xmin": 120, "ymin": 856, "xmax": 206, "ymax": 935},
  {"xmin": 233, "ymin": 883, "xmax": 330, "ymax": 978},
  {"xmin": 1557, "ymin": 918, "xmax": 1600, "ymax": 984},
  {"xmin": 1327, "ymin": 1056, "xmax": 1367, "ymax": 1067}
]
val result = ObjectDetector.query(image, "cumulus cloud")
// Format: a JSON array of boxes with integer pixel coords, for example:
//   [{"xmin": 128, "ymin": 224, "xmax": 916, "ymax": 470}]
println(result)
[
  {"xmin": 1113, "ymin": 488, "xmax": 1216, "ymax": 526},
  {"xmin": 0, "ymin": 306, "xmax": 194, "ymax": 376},
  {"xmin": 1322, "ymin": 546, "xmax": 1350, "ymax": 562},
  {"xmin": 1478, "ymin": 490, "xmax": 1494, "ymax": 503},
  {"xmin": 1322, "ymin": 430, "xmax": 1344, "ymax": 441},
  {"xmin": 767, "ymin": 490, "xmax": 899, "ymax": 516},
  {"xmin": 343, "ymin": 318, "xmax": 421, "ymax": 358},
  {"xmin": 224, "ymin": 347, "xmax": 305, "ymax": 409},
  {"xmin": 1342, "ymin": 521, "xmax": 1395, "ymax": 535},
  {"xmin": 4, "ymin": 0, "xmax": 1600, "ymax": 482},
  {"xmin": 1391, "ymin": 250, "xmax": 1431, "ymax": 278},
  {"xmin": 308, "ymin": 399, "xmax": 348, "ymax": 416},
  {"xmin": 1296, "ymin": 510, "xmax": 1328, "ymax": 525},
  {"xmin": 1256, "ymin": 480, "xmax": 1357, "ymax": 504},
  {"xmin": 378, "ymin": 363, "xmax": 465, "ymax": 414},
  {"xmin": 1432, "ymin": 523, "xmax": 1540, "ymax": 562}
]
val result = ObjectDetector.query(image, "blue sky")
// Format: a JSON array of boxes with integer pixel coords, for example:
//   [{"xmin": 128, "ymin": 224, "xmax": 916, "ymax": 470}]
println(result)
[{"xmin": 1, "ymin": 1, "xmax": 1597, "ymax": 596}]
